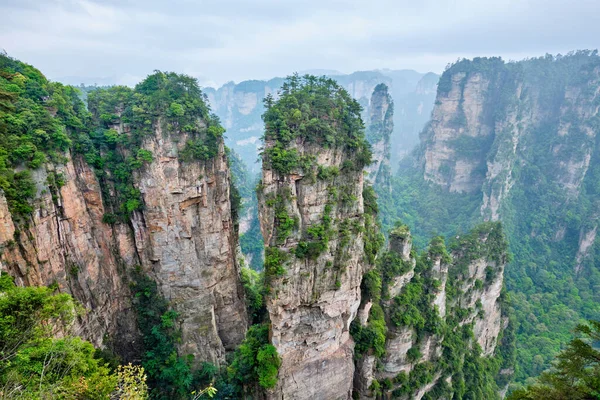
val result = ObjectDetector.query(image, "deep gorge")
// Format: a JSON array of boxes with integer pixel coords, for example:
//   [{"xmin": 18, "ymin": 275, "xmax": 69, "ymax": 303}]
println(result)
[{"xmin": 1, "ymin": 50, "xmax": 598, "ymax": 399}]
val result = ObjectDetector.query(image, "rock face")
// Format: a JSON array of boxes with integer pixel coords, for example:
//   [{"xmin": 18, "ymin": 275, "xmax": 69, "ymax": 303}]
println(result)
[
  {"xmin": 253, "ymin": 76, "xmax": 511, "ymax": 399},
  {"xmin": 421, "ymin": 54, "xmax": 600, "ymax": 221},
  {"xmin": 365, "ymin": 84, "xmax": 393, "ymax": 186},
  {"xmin": 129, "ymin": 121, "xmax": 247, "ymax": 362},
  {"xmin": 396, "ymin": 52, "xmax": 600, "ymax": 384},
  {"xmin": 259, "ymin": 148, "xmax": 365, "ymax": 399},
  {"xmin": 0, "ymin": 71, "xmax": 247, "ymax": 365},
  {"xmin": 355, "ymin": 223, "xmax": 511, "ymax": 399},
  {"xmin": 421, "ymin": 69, "xmax": 495, "ymax": 194},
  {"xmin": 257, "ymin": 76, "xmax": 375, "ymax": 400},
  {"xmin": 0, "ymin": 156, "xmax": 139, "ymax": 357}
]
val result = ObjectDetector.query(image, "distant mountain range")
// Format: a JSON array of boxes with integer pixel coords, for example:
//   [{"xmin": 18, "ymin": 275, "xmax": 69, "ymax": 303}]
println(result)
[{"xmin": 204, "ymin": 69, "xmax": 439, "ymax": 172}]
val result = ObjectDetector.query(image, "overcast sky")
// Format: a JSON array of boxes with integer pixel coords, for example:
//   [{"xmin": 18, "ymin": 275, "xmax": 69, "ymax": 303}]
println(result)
[{"xmin": 1, "ymin": 0, "xmax": 599, "ymax": 88}]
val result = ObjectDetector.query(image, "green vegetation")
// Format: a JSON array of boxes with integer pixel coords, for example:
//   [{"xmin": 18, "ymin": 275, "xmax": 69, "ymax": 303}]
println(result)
[
  {"xmin": 240, "ymin": 213, "xmax": 264, "ymax": 270},
  {"xmin": 0, "ymin": 273, "xmax": 149, "ymax": 399},
  {"xmin": 295, "ymin": 202, "xmax": 332, "ymax": 260},
  {"xmin": 5, "ymin": 64, "xmax": 225, "ymax": 225},
  {"xmin": 448, "ymin": 222, "xmax": 510, "ymax": 277},
  {"xmin": 229, "ymin": 150, "xmax": 264, "ymax": 270},
  {"xmin": 262, "ymin": 74, "xmax": 372, "ymax": 176},
  {"xmin": 180, "ymin": 269, "xmax": 274, "ymax": 398},
  {"xmin": 377, "ymin": 163, "xmax": 482, "ymax": 249},
  {"xmin": 273, "ymin": 192, "xmax": 298, "ymax": 244},
  {"xmin": 508, "ymin": 320, "xmax": 600, "ymax": 400},
  {"xmin": 225, "ymin": 150, "xmax": 247, "ymax": 228},
  {"xmin": 436, "ymin": 57, "xmax": 505, "ymax": 96},
  {"xmin": 264, "ymin": 247, "xmax": 287, "ymax": 282},
  {"xmin": 226, "ymin": 324, "xmax": 281, "ymax": 392},
  {"xmin": 240, "ymin": 267, "xmax": 266, "ymax": 324},
  {"xmin": 85, "ymin": 71, "xmax": 223, "ymax": 221},
  {"xmin": 129, "ymin": 267, "xmax": 196, "ymax": 399},
  {"xmin": 386, "ymin": 238, "xmax": 448, "ymax": 341},
  {"xmin": 0, "ymin": 54, "xmax": 88, "ymax": 220},
  {"xmin": 362, "ymin": 185, "xmax": 385, "ymax": 266},
  {"xmin": 353, "ymin": 221, "xmax": 513, "ymax": 399},
  {"xmin": 351, "ymin": 303, "xmax": 387, "ymax": 358},
  {"xmin": 390, "ymin": 276, "xmax": 440, "ymax": 336},
  {"xmin": 365, "ymin": 83, "xmax": 394, "ymax": 145},
  {"xmin": 377, "ymin": 249, "xmax": 411, "ymax": 298}
]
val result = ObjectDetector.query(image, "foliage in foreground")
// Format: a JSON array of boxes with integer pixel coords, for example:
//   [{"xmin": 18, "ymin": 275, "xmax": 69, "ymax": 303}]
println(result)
[
  {"xmin": 0, "ymin": 273, "xmax": 149, "ymax": 399},
  {"xmin": 508, "ymin": 320, "xmax": 600, "ymax": 400}
]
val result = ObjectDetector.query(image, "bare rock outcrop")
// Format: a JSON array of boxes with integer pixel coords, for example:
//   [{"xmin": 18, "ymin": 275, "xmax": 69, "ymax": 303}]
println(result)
[
  {"xmin": 420, "ymin": 55, "xmax": 600, "ymax": 227},
  {"xmin": 130, "ymin": 122, "xmax": 247, "ymax": 363},
  {"xmin": 0, "ymin": 156, "xmax": 139, "ymax": 356}
]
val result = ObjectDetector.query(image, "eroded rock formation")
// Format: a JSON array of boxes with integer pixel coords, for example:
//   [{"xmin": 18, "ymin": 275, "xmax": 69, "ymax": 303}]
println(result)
[
  {"xmin": 365, "ymin": 84, "xmax": 393, "ymax": 186},
  {"xmin": 0, "ymin": 70, "xmax": 247, "ymax": 365},
  {"xmin": 420, "ymin": 54, "xmax": 600, "ymax": 222},
  {"xmin": 354, "ymin": 223, "xmax": 511, "ymax": 399},
  {"xmin": 257, "ymin": 76, "xmax": 376, "ymax": 400}
]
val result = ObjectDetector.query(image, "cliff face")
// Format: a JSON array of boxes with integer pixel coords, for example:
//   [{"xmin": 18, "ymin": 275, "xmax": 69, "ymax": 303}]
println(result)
[
  {"xmin": 421, "ymin": 69, "xmax": 495, "ymax": 194},
  {"xmin": 0, "ymin": 156, "xmax": 139, "ymax": 356},
  {"xmin": 254, "ymin": 75, "xmax": 511, "ymax": 399},
  {"xmin": 403, "ymin": 52, "xmax": 600, "ymax": 384},
  {"xmin": 124, "ymin": 120, "xmax": 247, "ymax": 362},
  {"xmin": 0, "ymin": 63, "xmax": 246, "ymax": 365},
  {"xmin": 259, "ymin": 145, "xmax": 366, "ymax": 399},
  {"xmin": 421, "ymin": 54, "xmax": 600, "ymax": 217},
  {"xmin": 1, "ymin": 55, "xmax": 517, "ymax": 397},
  {"xmin": 257, "ymin": 76, "xmax": 376, "ymax": 399},
  {"xmin": 354, "ymin": 223, "xmax": 511, "ymax": 400},
  {"xmin": 365, "ymin": 84, "xmax": 393, "ymax": 186}
]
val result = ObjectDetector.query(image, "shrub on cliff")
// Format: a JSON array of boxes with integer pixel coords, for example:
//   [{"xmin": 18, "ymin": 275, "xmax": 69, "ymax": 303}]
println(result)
[
  {"xmin": 227, "ymin": 324, "xmax": 281, "ymax": 391},
  {"xmin": 262, "ymin": 74, "xmax": 372, "ymax": 175},
  {"xmin": 0, "ymin": 54, "xmax": 89, "ymax": 220}
]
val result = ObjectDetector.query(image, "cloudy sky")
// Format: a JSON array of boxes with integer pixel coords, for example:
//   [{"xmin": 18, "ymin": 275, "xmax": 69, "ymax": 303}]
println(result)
[{"xmin": 1, "ymin": 0, "xmax": 599, "ymax": 88}]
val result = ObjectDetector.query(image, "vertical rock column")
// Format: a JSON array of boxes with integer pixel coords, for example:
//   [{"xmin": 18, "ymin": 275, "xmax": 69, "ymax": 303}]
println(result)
[
  {"xmin": 259, "ymin": 147, "xmax": 366, "ymax": 400},
  {"xmin": 258, "ymin": 76, "xmax": 374, "ymax": 400},
  {"xmin": 365, "ymin": 83, "xmax": 393, "ymax": 186},
  {"xmin": 129, "ymin": 120, "xmax": 248, "ymax": 364}
]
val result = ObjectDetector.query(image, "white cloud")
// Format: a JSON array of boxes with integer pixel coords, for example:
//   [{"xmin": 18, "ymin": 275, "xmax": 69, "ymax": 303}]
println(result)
[{"xmin": 1, "ymin": 0, "xmax": 598, "ymax": 87}]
